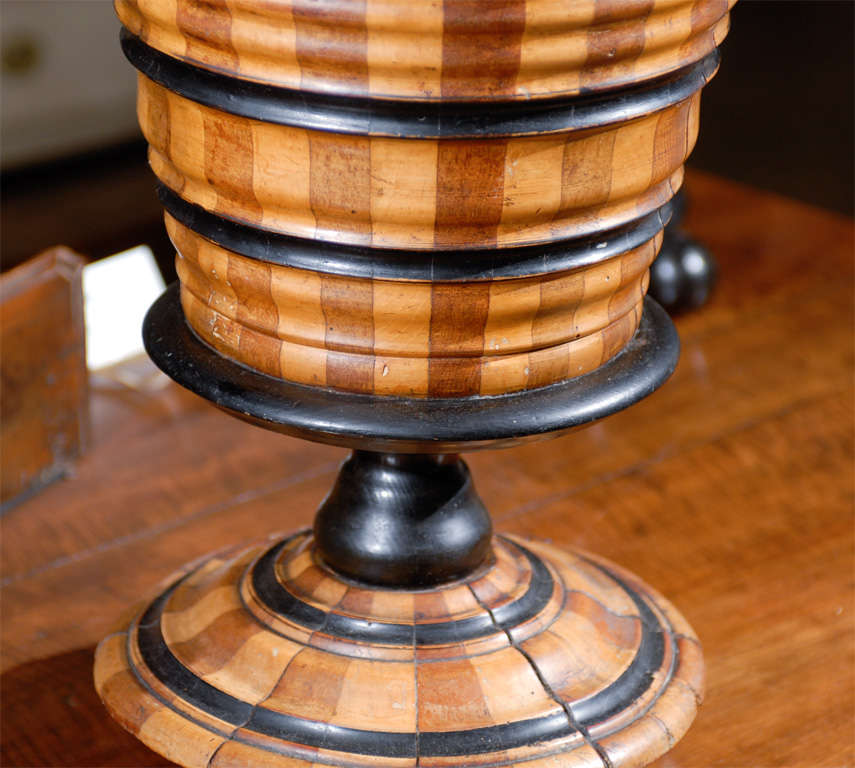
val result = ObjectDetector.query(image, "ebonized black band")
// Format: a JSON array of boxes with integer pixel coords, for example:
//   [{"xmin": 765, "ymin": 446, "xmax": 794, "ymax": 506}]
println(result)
[
  {"xmin": 121, "ymin": 29, "xmax": 719, "ymax": 139},
  {"xmin": 160, "ymin": 183, "xmax": 672, "ymax": 281},
  {"xmin": 143, "ymin": 285, "xmax": 680, "ymax": 453},
  {"xmin": 249, "ymin": 535, "xmax": 553, "ymax": 646},
  {"xmin": 134, "ymin": 546, "xmax": 669, "ymax": 757}
]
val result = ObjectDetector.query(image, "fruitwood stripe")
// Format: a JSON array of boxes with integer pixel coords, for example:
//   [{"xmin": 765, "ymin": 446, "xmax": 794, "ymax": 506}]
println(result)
[
  {"xmin": 582, "ymin": 0, "xmax": 656, "ymax": 90},
  {"xmin": 321, "ymin": 274, "xmax": 375, "ymax": 392},
  {"xmin": 440, "ymin": 0, "xmax": 527, "ymax": 99},
  {"xmin": 177, "ymin": 0, "xmax": 238, "ymax": 71},
  {"xmin": 294, "ymin": 0, "xmax": 369, "ymax": 94}
]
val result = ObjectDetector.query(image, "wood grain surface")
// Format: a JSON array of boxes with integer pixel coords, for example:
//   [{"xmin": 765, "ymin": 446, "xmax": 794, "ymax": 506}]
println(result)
[
  {"xmin": 93, "ymin": 532, "xmax": 700, "ymax": 767},
  {"xmin": 171, "ymin": 214, "xmax": 654, "ymax": 396},
  {"xmin": 1, "ymin": 171, "xmax": 852, "ymax": 766},
  {"xmin": 115, "ymin": 0, "xmax": 733, "ymax": 101},
  {"xmin": 138, "ymin": 73, "xmax": 699, "ymax": 250},
  {"xmin": 0, "ymin": 248, "xmax": 89, "ymax": 506}
]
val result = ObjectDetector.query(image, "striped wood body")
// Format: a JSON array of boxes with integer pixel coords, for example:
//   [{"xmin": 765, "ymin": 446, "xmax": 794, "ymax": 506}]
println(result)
[
  {"xmin": 137, "ymin": 74, "xmax": 700, "ymax": 250},
  {"xmin": 95, "ymin": 532, "xmax": 704, "ymax": 767},
  {"xmin": 120, "ymin": 0, "xmax": 729, "ymax": 397},
  {"xmin": 172, "ymin": 215, "xmax": 656, "ymax": 396},
  {"xmin": 116, "ymin": 0, "xmax": 733, "ymax": 101}
]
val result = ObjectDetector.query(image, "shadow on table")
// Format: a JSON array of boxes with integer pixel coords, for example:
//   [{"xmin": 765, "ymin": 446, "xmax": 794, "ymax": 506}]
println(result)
[{"xmin": 0, "ymin": 647, "xmax": 173, "ymax": 767}]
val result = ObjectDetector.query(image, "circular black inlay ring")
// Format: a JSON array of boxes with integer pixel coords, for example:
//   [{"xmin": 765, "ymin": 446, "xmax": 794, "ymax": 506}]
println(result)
[
  {"xmin": 249, "ymin": 535, "xmax": 554, "ymax": 646},
  {"xmin": 133, "ymin": 548, "xmax": 669, "ymax": 758},
  {"xmin": 160, "ymin": 183, "xmax": 672, "ymax": 282},
  {"xmin": 121, "ymin": 28, "xmax": 719, "ymax": 140},
  {"xmin": 143, "ymin": 285, "xmax": 680, "ymax": 453}
]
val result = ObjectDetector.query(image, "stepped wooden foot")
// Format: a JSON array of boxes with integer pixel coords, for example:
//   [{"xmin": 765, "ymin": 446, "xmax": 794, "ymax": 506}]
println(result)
[{"xmin": 95, "ymin": 524, "xmax": 703, "ymax": 768}]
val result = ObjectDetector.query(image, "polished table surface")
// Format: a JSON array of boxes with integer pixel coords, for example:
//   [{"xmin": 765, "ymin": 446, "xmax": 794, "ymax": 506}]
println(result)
[{"xmin": 1, "ymin": 170, "xmax": 853, "ymax": 767}]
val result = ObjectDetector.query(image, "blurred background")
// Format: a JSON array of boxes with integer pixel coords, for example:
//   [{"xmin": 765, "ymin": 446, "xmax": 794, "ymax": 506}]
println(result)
[{"xmin": 2, "ymin": 0, "xmax": 853, "ymax": 280}]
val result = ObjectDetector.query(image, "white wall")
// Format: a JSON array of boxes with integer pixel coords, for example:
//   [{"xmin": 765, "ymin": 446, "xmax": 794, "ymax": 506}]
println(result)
[{"xmin": 1, "ymin": 0, "xmax": 140, "ymax": 168}]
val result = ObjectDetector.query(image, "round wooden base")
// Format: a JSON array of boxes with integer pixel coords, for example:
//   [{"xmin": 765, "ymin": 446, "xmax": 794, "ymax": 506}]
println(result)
[{"xmin": 94, "ymin": 531, "xmax": 703, "ymax": 768}]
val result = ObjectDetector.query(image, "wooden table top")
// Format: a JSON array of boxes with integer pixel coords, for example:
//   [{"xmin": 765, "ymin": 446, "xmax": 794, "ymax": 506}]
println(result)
[{"xmin": 1, "ymin": 170, "xmax": 852, "ymax": 768}]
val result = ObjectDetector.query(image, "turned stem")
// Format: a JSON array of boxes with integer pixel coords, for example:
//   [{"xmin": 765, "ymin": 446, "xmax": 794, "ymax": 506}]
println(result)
[{"xmin": 313, "ymin": 451, "xmax": 493, "ymax": 588}]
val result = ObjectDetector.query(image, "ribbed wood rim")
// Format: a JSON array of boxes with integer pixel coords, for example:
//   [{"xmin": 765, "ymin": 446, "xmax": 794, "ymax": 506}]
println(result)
[
  {"xmin": 122, "ymin": 29, "xmax": 719, "ymax": 139},
  {"xmin": 160, "ymin": 183, "xmax": 673, "ymax": 282},
  {"xmin": 143, "ymin": 285, "xmax": 679, "ymax": 452}
]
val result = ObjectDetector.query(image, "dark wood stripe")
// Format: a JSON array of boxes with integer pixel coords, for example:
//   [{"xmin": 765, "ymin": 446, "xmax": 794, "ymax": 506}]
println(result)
[
  {"xmin": 293, "ymin": 0, "xmax": 369, "ymax": 94},
  {"xmin": 228, "ymin": 258, "xmax": 282, "ymax": 378},
  {"xmin": 440, "ymin": 0, "xmax": 526, "ymax": 99},
  {"xmin": 309, "ymin": 133, "xmax": 372, "ymax": 245},
  {"xmin": 526, "ymin": 273, "xmax": 585, "ymax": 389},
  {"xmin": 203, "ymin": 113, "xmax": 263, "ymax": 224},
  {"xmin": 434, "ymin": 140, "xmax": 508, "ymax": 248},
  {"xmin": 176, "ymin": 0, "xmax": 238, "ymax": 70},
  {"xmin": 428, "ymin": 283, "xmax": 491, "ymax": 397},
  {"xmin": 320, "ymin": 274, "xmax": 374, "ymax": 393},
  {"xmin": 430, "ymin": 138, "xmax": 505, "ymax": 395},
  {"xmin": 582, "ymin": 0, "xmax": 656, "ymax": 88},
  {"xmin": 651, "ymin": 97, "xmax": 692, "ymax": 186}
]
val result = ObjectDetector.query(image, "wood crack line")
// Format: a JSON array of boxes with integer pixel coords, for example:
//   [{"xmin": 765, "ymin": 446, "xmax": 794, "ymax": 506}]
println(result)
[{"xmin": 466, "ymin": 582, "xmax": 614, "ymax": 768}]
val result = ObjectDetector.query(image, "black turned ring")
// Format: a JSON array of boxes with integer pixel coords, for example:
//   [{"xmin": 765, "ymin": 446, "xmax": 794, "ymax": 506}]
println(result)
[
  {"xmin": 121, "ymin": 28, "xmax": 719, "ymax": 140},
  {"xmin": 159, "ymin": 183, "xmax": 673, "ymax": 281},
  {"xmin": 143, "ymin": 285, "xmax": 680, "ymax": 453}
]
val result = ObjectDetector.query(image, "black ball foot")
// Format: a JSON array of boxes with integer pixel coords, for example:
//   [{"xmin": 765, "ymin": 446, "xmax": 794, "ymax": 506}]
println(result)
[{"xmin": 648, "ymin": 190, "xmax": 717, "ymax": 313}]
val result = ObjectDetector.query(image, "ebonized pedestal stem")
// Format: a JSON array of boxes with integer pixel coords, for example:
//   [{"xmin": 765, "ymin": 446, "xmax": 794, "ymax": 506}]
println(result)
[{"xmin": 314, "ymin": 452, "xmax": 492, "ymax": 588}]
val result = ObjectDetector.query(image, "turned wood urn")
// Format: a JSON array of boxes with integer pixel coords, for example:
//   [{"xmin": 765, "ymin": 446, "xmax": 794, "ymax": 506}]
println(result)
[{"xmin": 95, "ymin": 1, "xmax": 734, "ymax": 766}]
